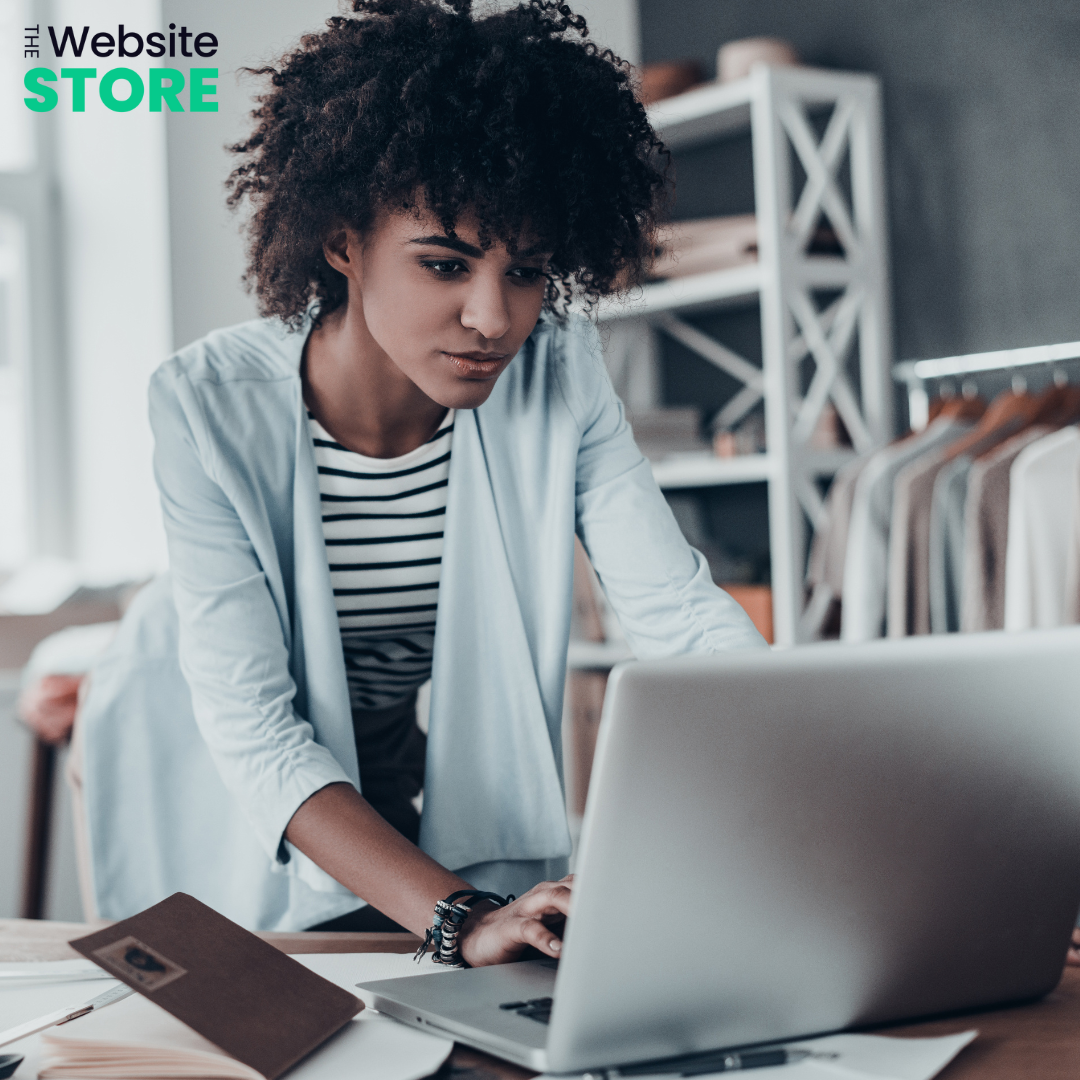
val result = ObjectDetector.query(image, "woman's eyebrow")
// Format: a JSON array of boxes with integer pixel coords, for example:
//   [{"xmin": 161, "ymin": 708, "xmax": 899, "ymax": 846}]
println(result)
[{"xmin": 408, "ymin": 234, "xmax": 484, "ymax": 258}]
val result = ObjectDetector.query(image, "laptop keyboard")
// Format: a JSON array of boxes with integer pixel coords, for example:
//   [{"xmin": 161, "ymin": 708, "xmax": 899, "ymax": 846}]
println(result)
[{"xmin": 499, "ymin": 997, "xmax": 552, "ymax": 1024}]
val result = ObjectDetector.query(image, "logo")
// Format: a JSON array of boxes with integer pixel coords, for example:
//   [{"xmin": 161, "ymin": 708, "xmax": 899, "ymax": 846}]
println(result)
[
  {"xmin": 22, "ymin": 24, "xmax": 219, "ymax": 112},
  {"xmin": 92, "ymin": 936, "xmax": 188, "ymax": 991}
]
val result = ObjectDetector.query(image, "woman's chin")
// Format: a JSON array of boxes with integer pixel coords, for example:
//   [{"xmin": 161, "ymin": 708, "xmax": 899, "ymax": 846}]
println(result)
[{"xmin": 425, "ymin": 377, "xmax": 503, "ymax": 411}]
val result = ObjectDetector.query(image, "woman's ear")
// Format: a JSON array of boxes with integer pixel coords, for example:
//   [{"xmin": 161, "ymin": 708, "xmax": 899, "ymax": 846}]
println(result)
[{"xmin": 323, "ymin": 227, "xmax": 360, "ymax": 281}]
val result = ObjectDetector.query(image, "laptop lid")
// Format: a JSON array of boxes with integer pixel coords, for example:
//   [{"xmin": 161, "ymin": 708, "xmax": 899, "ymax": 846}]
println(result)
[{"xmin": 545, "ymin": 628, "xmax": 1080, "ymax": 1072}]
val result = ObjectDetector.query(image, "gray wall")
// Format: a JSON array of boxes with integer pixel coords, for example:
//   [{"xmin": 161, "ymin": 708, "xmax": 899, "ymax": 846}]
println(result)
[
  {"xmin": 640, "ymin": 0, "xmax": 1080, "ymax": 364},
  {"xmin": 163, "ymin": 0, "xmax": 341, "ymax": 350}
]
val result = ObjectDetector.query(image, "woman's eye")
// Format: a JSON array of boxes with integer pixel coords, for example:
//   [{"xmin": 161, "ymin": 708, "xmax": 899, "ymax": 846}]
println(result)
[
  {"xmin": 509, "ymin": 266, "xmax": 545, "ymax": 283},
  {"xmin": 422, "ymin": 260, "xmax": 466, "ymax": 276}
]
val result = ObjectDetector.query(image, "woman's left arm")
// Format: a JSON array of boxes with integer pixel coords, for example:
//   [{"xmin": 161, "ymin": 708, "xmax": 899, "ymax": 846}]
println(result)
[{"xmin": 563, "ymin": 325, "xmax": 767, "ymax": 658}]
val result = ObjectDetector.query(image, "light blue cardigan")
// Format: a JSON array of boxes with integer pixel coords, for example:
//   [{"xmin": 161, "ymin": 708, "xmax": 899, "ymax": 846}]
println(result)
[{"xmin": 79, "ymin": 314, "xmax": 765, "ymax": 931}]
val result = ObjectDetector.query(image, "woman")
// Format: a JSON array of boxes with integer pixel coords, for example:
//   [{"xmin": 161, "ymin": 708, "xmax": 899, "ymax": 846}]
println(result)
[{"xmin": 76, "ymin": 0, "xmax": 765, "ymax": 962}]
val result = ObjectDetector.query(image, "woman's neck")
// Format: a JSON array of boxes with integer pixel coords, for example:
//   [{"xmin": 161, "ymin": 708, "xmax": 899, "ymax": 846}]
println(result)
[{"xmin": 302, "ymin": 303, "xmax": 448, "ymax": 459}]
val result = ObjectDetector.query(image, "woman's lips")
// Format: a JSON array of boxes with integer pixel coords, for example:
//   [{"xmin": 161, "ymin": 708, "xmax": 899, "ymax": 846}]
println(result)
[{"xmin": 443, "ymin": 351, "xmax": 510, "ymax": 378}]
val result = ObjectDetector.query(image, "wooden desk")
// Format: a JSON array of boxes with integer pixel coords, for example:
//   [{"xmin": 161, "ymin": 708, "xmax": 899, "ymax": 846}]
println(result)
[{"xmin": 3, "ymin": 919, "xmax": 1078, "ymax": 1079}]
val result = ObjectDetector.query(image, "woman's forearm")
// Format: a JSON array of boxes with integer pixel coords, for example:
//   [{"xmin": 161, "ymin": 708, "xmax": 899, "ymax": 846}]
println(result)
[{"xmin": 284, "ymin": 782, "xmax": 471, "ymax": 936}]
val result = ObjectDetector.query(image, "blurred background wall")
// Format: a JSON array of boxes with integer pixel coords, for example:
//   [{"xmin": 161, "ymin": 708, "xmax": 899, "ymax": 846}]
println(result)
[{"xmin": 640, "ymin": 0, "xmax": 1080, "ymax": 362}]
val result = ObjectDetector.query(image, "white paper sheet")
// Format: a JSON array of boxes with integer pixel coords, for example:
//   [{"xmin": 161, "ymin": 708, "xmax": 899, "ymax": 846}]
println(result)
[
  {"xmin": 0, "ymin": 961, "xmax": 116, "ymax": 985},
  {"xmin": 538, "ymin": 1030, "xmax": 977, "ymax": 1080},
  {"xmin": 0, "ymin": 954, "xmax": 453, "ymax": 1080}
]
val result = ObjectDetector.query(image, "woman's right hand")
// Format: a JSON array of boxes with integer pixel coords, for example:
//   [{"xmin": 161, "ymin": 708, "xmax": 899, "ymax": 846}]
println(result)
[{"xmin": 458, "ymin": 875, "xmax": 574, "ymax": 967}]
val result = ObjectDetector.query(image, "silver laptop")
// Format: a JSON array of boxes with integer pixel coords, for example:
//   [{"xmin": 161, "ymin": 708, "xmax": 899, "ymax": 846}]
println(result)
[{"xmin": 359, "ymin": 628, "xmax": 1080, "ymax": 1073}]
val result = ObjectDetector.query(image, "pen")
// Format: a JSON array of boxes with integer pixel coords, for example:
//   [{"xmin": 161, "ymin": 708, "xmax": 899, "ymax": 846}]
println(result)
[
  {"xmin": 680, "ymin": 1048, "xmax": 816, "ymax": 1074},
  {"xmin": 0, "ymin": 983, "xmax": 134, "ymax": 1049}
]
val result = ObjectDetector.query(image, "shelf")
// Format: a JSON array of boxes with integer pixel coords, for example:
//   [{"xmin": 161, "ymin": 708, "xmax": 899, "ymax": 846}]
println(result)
[
  {"xmin": 646, "ymin": 77, "xmax": 755, "ymax": 151},
  {"xmin": 803, "ymin": 448, "xmax": 859, "ymax": 475},
  {"xmin": 567, "ymin": 640, "xmax": 634, "ymax": 670},
  {"xmin": 646, "ymin": 66, "xmax": 880, "ymax": 153},
  {"xmin": 649, "ymin": 448, "xmax": 857, "ymax": 490},
  {"xmin": 598, "ymin": 258, "xmax": 853, "ymax": 323},
  {"xmin": 650, "ymin": 452, "xmax": 772, "ymax": 488},
  {"xmin": 600, "ymin": 64, "xmax": 888, "ymax": 645},
  {"xmin": 598, "ymin": 263, "xmax": 763, "ymax": 322}
]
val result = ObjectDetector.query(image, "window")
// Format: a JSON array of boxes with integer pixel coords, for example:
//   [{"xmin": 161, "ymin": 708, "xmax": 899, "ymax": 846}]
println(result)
[{"xmin": 0, "ymin": 213, "xmax": 30, "ymax": 568}]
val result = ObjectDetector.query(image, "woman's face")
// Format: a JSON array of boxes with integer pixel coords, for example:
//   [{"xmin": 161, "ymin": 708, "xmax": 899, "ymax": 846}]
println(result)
[{"xmin": 327, "ymin": 207, "xmax": 552, "ymax": 410}]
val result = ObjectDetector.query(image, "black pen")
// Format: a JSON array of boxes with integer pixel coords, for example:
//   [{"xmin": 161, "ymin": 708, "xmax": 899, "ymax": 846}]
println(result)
[
  {"xmin": 606, "ymin": 1045, "xmax": 838, "ymax": 1077},
  {"xmin": 680, "ymin": 1048, "xmax": 817, "ymax": 1074}
]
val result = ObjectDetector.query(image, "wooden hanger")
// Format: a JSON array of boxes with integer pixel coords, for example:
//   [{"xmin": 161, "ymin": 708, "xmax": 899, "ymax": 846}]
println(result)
[
  {"xmin": 896, "ymin": 390, "xmax": 984, "ymax": 444},
  {"xmin": 935, "ymin": 394, "xmax": 986, "ymax": 423},
  {"xmin": 942, "ymin": 387, "xmax": 1041, "ymax": 462},
  {"xmin": 1036, "ymin": 384, "xmax": 1080, "ymax": 427},
  {"xmin": 965, "ymin": 384, "xmax": 1080, "ymax": 461}
]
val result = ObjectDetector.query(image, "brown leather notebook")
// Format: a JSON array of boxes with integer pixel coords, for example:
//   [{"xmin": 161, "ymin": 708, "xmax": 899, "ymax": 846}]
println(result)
[{"xmin": 69, "ymin": 893, "xmax": 362, "ymax": 1080}]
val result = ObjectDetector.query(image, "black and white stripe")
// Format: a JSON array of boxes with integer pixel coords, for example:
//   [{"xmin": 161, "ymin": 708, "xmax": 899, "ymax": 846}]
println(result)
[{"xmin": 309, "ymin": 412, "xmax": 454, "ymax": 710}]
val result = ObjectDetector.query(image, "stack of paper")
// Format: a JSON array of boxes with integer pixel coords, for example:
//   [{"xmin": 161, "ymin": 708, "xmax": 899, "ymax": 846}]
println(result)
[
  {"xmin": 2, "ymin": 953, "xmax": 452, "ymax": 1080},
  {"xmin": 41, "ymin": 994, "xmax": 263, "ymax": 1079}
]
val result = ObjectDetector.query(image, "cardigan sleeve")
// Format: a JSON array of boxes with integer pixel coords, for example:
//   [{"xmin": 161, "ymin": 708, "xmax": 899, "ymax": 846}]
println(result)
[
  {"xmin": 563, "ymin": 322, "xmax": 768, "ymax": 657},
  {"xmin": 149, "ymin": 363, "xmax": 354, "ymax": 868}
]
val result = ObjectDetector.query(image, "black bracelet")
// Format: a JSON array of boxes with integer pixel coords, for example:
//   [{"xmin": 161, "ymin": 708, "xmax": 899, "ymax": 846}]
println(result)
[{"xmin": 414, "ymin": 890, "xmax": 515, "ymax": 967}]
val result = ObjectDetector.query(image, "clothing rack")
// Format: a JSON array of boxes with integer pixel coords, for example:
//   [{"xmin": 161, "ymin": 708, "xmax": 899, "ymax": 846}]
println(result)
[
  {"xmin": 802, "ymin": 341, "xmax": 1080, "ymax": 645},
  {"xmin": 894, "ymin": 340, "xmax": 1080, "ymax": 431}
]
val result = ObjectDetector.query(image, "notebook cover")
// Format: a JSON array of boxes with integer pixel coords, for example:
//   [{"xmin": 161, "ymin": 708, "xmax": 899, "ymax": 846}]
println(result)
[{"xmin": 69, "ymin": 892, "xmax": 363, "ymax": 1080}]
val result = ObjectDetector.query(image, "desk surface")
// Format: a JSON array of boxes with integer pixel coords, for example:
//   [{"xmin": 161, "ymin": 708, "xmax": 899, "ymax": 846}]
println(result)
[{"xmin": 3, "ymin": 919, "xmax": 1078, "ymax": 1079}]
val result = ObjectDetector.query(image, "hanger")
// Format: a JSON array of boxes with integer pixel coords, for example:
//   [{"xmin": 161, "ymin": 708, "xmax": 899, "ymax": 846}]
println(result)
[
  {"xmin": 1038, "ymin": 384, "xmax": 1080, "ymax": 427},
  {"xmin": 941, "ymin": 383, "xmax": 1041, "ymax": 462},
  {"xmin": 1043, "ymin": 366, "xmax": 1080, "ymax": 425},
  {"xmin": 935, "ymin": 394, "xmax": 986, "ymax": 423},
  {"xmin": 960, "ymin": 380, "xmax": 1080, "ymax": 462}
]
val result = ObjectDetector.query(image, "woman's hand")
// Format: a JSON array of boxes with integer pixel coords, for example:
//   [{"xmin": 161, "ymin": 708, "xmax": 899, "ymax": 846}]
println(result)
[
  {"xmin": 458, "ymin": 876, "xmax": 573, "ymax": 967},
  {"xmin": 1067, "ymin": 928, "xmax": 1080, "ymax": 966}
]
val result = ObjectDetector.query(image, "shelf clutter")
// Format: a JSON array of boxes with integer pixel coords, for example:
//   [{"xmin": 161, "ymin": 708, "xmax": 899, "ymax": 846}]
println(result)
[{"xmin": 807, "ymin": 341, "xmax": 1080, "ymax": 641}]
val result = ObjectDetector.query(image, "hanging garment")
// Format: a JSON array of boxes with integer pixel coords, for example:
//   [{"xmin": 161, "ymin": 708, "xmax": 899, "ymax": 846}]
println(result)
[
  {"xmin": 1065, "ymin": 475, "xmax": 1080, "ymax": 625},
  {"xmin": 887, "ymin": 391, "xmax": 1037, "ymax": 638},
  {"xmin": 959, "ymin": 427, "xmax": 1050, "ymax": 632},
  {"xmin": 1003, "ymin": 426, "xmax": 1080, "ymax": 630},
  {"xmin": 887, "ymin": 450, "xmax": 952, "ymax": 638},
  {"xmin": 928, "ymin": 455, "xmax": 974, "ymax": 633},
  {"xmin": 806, "ymin": 452, "xmax": 873, "ymax": 608},
  {"xmin": 841, "ymin": 416, "xmax": 974, "ymax": 642},
  {"xmin": 957, "ymin": 386, "xmax": 1080, "ymax": 632},
  {"xmin": 930, "ymin": 417, "xmax": 1051, "ymax": 634}
]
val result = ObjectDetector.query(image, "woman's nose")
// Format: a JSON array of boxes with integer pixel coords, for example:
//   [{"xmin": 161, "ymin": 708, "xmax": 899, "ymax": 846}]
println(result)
[{"xmin": 460, "ymin": 276, "xmax": 512, "ymax": 341}]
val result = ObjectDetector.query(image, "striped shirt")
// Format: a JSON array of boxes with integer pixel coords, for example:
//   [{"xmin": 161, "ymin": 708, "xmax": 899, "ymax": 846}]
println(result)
[{"xmin": 309, "ymin": 411, "xmax": 454, "ymax": 711}]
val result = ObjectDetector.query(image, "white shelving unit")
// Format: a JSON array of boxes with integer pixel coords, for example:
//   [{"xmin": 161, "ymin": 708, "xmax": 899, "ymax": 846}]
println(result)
[{"xmin": 598, "ymin": 64, "xmax": 894, "ymax": 646}]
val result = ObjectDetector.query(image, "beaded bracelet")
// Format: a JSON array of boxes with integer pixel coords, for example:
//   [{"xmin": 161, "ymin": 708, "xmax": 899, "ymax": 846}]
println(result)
[{"xmin": 414, "ymin": 889, "xmax": 515, "ymax": 967}]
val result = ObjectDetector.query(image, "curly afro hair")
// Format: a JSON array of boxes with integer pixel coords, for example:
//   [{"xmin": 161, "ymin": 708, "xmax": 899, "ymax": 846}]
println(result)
[{"xmin": 225, "ymin": 0, "xmax": 668, "ymax": 325}]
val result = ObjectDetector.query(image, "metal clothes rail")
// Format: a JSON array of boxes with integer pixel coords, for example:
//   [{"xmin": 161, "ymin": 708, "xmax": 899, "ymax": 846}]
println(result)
[{"xmin": 894, "ymin": 340, "xmax": 1080, "ymax": 430}]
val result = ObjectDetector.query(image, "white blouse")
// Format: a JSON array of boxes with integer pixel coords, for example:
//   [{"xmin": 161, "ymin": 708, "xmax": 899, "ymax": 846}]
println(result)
[{"xmin": 308, "ymin": 411, "xmax": 454, "ymax": 710}]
